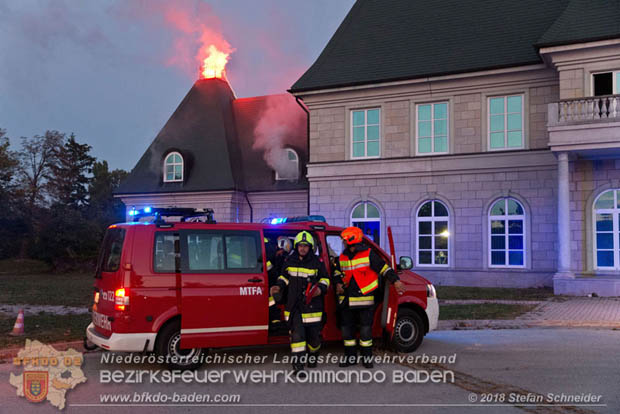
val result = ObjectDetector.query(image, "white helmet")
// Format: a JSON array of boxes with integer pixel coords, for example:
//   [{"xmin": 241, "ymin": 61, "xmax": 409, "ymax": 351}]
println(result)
[{"xmin": 277, "ymin": 236, "xmax": 293, "ymax": 253}]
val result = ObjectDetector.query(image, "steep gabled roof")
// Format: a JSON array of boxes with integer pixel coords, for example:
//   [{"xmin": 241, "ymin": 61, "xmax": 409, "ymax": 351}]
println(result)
[
  {"xmin": 116, "ymin": 79, "xmax": 238, "ymax": 194},
  {"xmin": 290, "ymin": 0, "xmax": 620, "ymax": 92},
  {"xmin": 116, "ymin": 79, "xmax": 307, "ymax": 195}
]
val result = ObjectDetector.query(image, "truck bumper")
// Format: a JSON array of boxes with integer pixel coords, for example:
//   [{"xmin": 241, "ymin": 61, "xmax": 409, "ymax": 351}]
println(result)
[
  {"xmin": 425, "ymin": 296, "xmax": 439, "ymax": 332},
  {"xmin": 86, "ymin": 323, "xmax": 157, "ymax": 352}
]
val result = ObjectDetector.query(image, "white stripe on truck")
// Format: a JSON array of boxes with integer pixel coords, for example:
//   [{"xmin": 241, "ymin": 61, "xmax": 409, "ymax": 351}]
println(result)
[{"xmin": 181, "ymin": 325, "xmax": 269, "ymax": 334}]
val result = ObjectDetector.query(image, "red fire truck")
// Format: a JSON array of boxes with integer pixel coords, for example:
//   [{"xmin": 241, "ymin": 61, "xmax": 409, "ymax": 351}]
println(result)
[{"xmin": 86, "ymin": 208, "xmax": 439, "ymax": 368}]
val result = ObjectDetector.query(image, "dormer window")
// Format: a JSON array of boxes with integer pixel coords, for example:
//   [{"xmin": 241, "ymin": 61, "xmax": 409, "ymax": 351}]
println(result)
[
  {"xmin": 164, "ymin": 152, "xmax": 183, "ymax": 182},
  {"xmin": 275, "ymin": 148, "xmax": 299, "ymax": 180}
]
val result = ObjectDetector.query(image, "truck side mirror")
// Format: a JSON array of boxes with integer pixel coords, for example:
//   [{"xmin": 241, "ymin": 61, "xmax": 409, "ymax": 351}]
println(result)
[{"xmin": 399, "ymin": 256, "xmax": 413, "ymax": 270}]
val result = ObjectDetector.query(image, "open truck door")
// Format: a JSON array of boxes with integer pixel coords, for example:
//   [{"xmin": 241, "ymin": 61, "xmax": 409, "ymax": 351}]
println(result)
[
  {"xmin": 180, "ymin": 229, "xmax": 269, "ymax": 349},
  {"xmin": 380, "ymin": 226, "xmax": 400, "ymax": 342}
]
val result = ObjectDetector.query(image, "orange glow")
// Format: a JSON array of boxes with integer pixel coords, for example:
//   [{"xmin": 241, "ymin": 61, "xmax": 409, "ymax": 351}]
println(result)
[
  {"xmin": 200, "ymin": 44, "xmax": 229, "ymax": 79},
  {"xmin": 115, "ymin": 288, "xmax": 129, "ymax": 311}
]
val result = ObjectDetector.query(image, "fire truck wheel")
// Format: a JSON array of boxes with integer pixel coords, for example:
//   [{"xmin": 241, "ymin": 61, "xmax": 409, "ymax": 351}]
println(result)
[
  {"xmin": 156, "ymin": 320, "xmax": 205, "ymax": 370},
  {"xmin": 391, "ymin": 308, "xmax": 424, "ymax": 353}
]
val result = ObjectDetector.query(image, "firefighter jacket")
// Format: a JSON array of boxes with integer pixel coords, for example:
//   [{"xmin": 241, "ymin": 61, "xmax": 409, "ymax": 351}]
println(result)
[
  {"xmin": 275, "ymin": 250, "xmax": 330, "ymax": 325},
  {"xmin": 334, "ymin": 244, "xmax": 399, "ymax": 308},
  {"xmin": 266, "ymin": 249, "xmax": 287, "ymax": 286}
]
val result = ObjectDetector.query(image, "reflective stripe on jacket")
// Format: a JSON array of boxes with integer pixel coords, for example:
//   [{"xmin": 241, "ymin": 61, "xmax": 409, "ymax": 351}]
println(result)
[
  {"xmin": 275, "ymin": 251, "xmax": 328, "ymax": 325},
  {"xmin": 335, "ymin": 244, "xmax": 399, "ymax": 308},
  {"xmin": 339, "ymin": 248, "xmax": 379, "ymax": 295}
]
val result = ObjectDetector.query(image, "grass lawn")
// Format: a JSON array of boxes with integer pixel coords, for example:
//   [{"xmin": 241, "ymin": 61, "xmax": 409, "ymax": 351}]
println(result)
[
  {"xmin": 439, "ymin": 303, "xmax": 538, "ymax": 320},
  {"xmin": 436, "ymin": 286, "xmax": 554, "ymax": 301},
  {"xmin": 0, "ymin": 272, "xmax": 94, "ymax": 307},
  {"xmin": 0, "ymin": 313, "xmax": 91, "ymax": 349}
]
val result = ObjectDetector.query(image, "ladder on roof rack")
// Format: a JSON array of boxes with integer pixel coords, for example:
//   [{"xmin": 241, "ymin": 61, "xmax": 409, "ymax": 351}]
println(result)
[{"xmin": 129, "ymin": 207, "xmax": 216, "ymax": 224}]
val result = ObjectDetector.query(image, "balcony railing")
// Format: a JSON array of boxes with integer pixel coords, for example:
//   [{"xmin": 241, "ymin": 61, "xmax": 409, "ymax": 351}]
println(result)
[{"xmin": 549, "ymin": 94, "xmax": 620, "ymax": 126}]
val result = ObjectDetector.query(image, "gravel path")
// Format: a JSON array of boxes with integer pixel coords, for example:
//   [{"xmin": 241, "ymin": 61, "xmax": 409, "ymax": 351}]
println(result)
[{"xmin": 0, "ymin": 303, "xmax": 89, "ymax": 316}]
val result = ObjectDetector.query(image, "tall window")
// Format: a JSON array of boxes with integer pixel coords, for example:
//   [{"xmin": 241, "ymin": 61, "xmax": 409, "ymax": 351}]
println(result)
[
  {"xmin": 488, "ymin": 95, "xmax": 524, "ymax": 150},
  {"xmin": 489, "ymin": 198, "xmax": 525, "ymax": 268},
  {"xmin": 592, "ymin": 71, "xmax": 620, "ymax": 96},
  {"xmin": 164, "ymin": 152, "xmax": 183, "ymax": 182},
  {"xmin": 594, "ymin": 189, "xmax": 620, "ymax": 270},
  {"xmin": 351, "ymin": 202, "xmax": 381, "ymax": 245},
  {"xmin": 351, "ymin": 108, "xmax": 380, "ymax": 158},
  {"xmin": 417, "ymin": 102, "xmax": 448, "ymax": 155},
  {"xmin": 275, "ymin": 148, "xmax": 299, "ymax": 180},
  {"xmin": 416, "ymin": 200, "xmax": 449, "ymax": 266}
]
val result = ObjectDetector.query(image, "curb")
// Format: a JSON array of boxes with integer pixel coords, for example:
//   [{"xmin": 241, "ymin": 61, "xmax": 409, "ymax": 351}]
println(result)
[
  {"xmin": 436, "ymin": 319, "xmax": 620, "ymax": 331},
  {"xmin": 437, "ymin": 320, "xmax": 526, "ymax": 330},
  {"xmin": 439, "ymin": 300, "xmax": 545, "ymax": 305}
]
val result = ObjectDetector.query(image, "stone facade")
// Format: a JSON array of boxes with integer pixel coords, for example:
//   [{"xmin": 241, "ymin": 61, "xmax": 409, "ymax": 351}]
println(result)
[
  {"xmin": 297, "ymin": 61, "xmax": 620, "ymax": 293},
  {"xmin": 309, "ymin": 152, "xmax": 558, "ymax": 288},
  {"xmin": 570, "ymin": 159, "xmax": 620, "ymax": 273}
]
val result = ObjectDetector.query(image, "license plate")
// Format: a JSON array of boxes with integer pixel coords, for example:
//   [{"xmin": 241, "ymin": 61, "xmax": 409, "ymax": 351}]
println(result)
[{"xmin": 92, "ymin": 310, "xmax": 111, "ymax": 331}]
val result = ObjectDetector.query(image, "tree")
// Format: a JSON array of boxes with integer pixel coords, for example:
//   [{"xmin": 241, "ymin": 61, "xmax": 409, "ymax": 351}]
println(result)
[
  {"xmin": 48, "ymin": 133, "xmax": 95, "ymax": 208},
  {"xmin": 0, "ymin": 129, "xmax": 23, "ymax": 259},
  {"xmin": 16, "ymin": 131, "xmax": 64, "ymax": 209},
  {"xmin": 0, "ymin": 129, "xmax": 18, "ymax": 201},
  {"xmin": 88, "ymin": 160, "xmax": 128, "ymax": 225},
  {"xmin": 14, "ymin": 131, "xmax": 64, "ymax": 257}
]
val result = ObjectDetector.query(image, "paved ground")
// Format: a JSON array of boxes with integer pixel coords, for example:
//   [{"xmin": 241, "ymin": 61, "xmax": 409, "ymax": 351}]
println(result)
[
  {"xmin": 439, "ymin": 297, "xmax": 620, "ymax": 330},
  {"xmin": 1, "ymin": 328, "xmax": 618, "ymax": 414},
  {"xmin": 523, "ymin": 297, "xmax": 620, "ymax": 326}
]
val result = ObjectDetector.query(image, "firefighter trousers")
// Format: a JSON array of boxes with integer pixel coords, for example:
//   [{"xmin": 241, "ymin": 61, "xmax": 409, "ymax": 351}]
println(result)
[
  {"xmin": 289, "ymin": 311, "xmax": 322, "ymax": 358},
  {"xmin": 340, "ymin": 305, "xmax": 374, "ymax": 358}
]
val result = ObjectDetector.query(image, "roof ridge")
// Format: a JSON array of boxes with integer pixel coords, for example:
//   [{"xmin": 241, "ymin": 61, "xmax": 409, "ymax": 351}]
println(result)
[
  {"xmin": 290, "ymin": 0, "xmax": 362, "ymax": 91},
  {"xmin": 290, "ymin": 0, "xmax": 593, "ymax": 93}
]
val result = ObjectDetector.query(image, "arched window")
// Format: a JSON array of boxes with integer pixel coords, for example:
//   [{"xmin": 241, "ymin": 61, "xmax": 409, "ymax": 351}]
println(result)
[
  {"xmin": 164, "ymin": 152, "xmax": 183, "ymax": 182},
  {"xmin": 416, "ymin": 200, "xmax": 449, "ymax": 266},
  {"xmin": 275, "ymin": 148, "xmax": 299, "ymax": 180},
  {"xmin": 351, "ymin": 201, "xmax": 381, "ymax": 245},
  {"xmin": 593, "ymin": 189, "xmax": 620, "ymax": 270},
  {"xmin": 489, "ymin": 198, "xmax": 525, "ymax": 268}
]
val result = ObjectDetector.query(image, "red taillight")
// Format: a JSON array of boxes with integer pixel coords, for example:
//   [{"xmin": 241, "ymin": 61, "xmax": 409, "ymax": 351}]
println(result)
[{"xmin": 115, "ymin": 288, "xmax": 129, "ymax": 311}]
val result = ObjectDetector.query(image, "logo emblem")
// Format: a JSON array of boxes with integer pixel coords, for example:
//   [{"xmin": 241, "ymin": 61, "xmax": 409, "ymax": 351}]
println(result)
[{"xmin": 23, "ymin": 371, "xmax": 48, "ymax": 403}]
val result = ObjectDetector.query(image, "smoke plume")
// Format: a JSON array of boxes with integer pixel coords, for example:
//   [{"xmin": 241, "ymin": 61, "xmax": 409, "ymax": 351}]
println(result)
[
  {"xmin": 252, "ymin": 95, "xmax": 306, "ymax": 180},
  {"xmin": 112, "ymin": 0, "xmax": 233, "ymax": 79}
]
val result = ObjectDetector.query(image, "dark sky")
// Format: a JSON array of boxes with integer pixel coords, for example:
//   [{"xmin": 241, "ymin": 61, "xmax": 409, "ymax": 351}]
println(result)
[{"xmin": 0, "ymin": 0, "xmax": 354, "ymax": 171}]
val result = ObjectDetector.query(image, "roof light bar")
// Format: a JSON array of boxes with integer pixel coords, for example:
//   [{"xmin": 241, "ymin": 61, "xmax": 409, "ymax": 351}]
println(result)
[
  {"xmin": 128, "ymin": 207, "xmax": 216, "ymax": 224},
  {"xmin": 264, "ymin": 215, "xmax": 326, "ymax": 224}
]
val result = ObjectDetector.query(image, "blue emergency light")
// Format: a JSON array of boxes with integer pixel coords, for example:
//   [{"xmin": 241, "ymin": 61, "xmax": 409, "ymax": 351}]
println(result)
[
  {"xmin": 129, "ymin": 206, "xmax": 151, "ymax": 216},
  {"xmin": 267, "ymin": 215, "xmax": 326, "ymax": 224}
]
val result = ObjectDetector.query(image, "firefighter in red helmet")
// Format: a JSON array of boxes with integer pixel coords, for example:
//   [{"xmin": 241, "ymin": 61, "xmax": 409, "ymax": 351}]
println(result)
[
  {"xmin": 334, "ymin": 226, "xmax": 405, "ymax": 368},
  {"xmin": 270, "ymin": 231, "xmax": 329, "ymax": 373}
]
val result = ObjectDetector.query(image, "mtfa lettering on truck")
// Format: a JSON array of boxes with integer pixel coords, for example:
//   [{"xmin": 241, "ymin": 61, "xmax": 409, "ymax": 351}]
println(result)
[{"xmin": 240, "ymin": 287, "xmax": 263, "ymax": 295}]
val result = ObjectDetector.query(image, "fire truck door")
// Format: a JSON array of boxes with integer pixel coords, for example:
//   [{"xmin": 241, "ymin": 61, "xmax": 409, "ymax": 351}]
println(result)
[{"xmin": 180, "ymin": 230, "xmax": 268, "ymax": 349}]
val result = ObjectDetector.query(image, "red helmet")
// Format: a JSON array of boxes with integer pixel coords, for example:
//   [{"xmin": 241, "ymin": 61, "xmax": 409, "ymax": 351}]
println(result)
[{"xmin": 341, "ymin": 226, "xmax": 363, "ymax": 245}]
